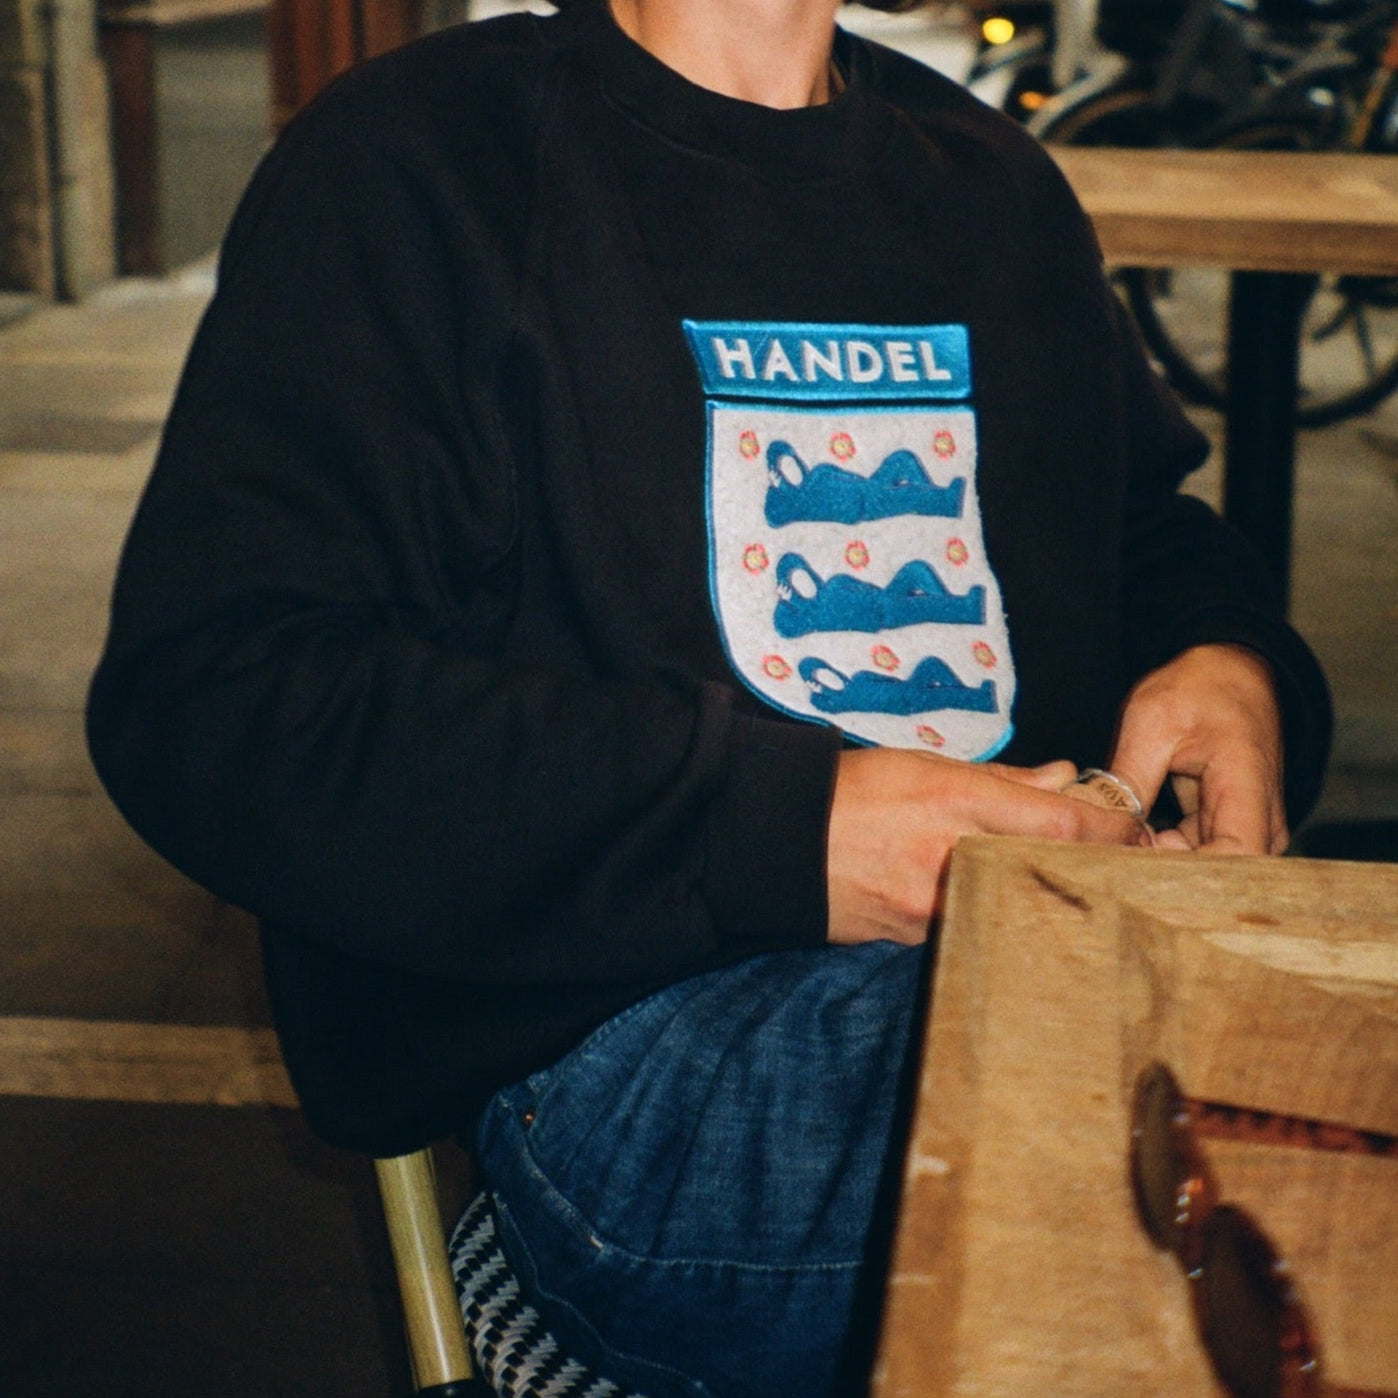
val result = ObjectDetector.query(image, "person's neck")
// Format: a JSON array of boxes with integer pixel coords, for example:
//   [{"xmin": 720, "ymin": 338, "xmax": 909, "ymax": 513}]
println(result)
[{"xmin": 607, "ymin": 0, "xmax": 845, "ymax": 108}]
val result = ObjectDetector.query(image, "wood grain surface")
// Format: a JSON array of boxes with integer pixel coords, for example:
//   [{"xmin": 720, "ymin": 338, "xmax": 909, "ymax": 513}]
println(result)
[
  {"xmin": 1051, "ymin": 148, "xmax": 1398, "ymax": 276},
  {"xmin": 872, "ymin": 838, "xmax": 1398, "ymax": 1397}
]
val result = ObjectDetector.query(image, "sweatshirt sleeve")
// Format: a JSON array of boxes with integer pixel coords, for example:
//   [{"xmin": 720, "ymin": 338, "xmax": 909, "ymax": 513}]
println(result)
[
  {"xmin": 1108, "ymin": 292, "xmax": 1333, "ymax": 824},
  {"xmin": 86, "ymin": 77, "xmax": 837, "ymax": 990},
  {"xmin": 1001, "ymin": 137, "xmax": 1331, "ymax": 824}
]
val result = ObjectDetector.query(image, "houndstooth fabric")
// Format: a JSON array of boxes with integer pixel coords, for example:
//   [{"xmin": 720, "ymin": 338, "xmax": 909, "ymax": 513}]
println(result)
[{"xmin": 448, "ymin": 1190, "xmax": 647, "ymax": 1398}]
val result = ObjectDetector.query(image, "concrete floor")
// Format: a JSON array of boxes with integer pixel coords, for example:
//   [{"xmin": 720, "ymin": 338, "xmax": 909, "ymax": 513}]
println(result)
[{"xmin": 3, "ymin": 12, "xmax": 1398, "ymax": 1395}]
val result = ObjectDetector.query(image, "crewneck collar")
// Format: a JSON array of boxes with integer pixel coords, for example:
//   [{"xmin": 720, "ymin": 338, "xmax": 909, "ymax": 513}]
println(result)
[{"xmin": 549, "ymin": 0, "xmax": 891, "ymax": 181}]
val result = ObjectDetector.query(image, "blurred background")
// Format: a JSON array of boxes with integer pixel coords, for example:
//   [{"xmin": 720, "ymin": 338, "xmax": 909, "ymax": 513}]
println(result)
[{"xmin": 2, "ymin": 1, "xmax": 1396, "ymax": 1394}]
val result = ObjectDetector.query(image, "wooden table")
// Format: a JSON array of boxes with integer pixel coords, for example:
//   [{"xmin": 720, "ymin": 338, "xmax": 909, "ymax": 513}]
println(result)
[
  {"xmin": 873, "ymin": 837, "xmax": 1398, "ymax": 1397},
  {"xmin": 1050, "ymin": 148, "xmax": 1398, "ymax": 609}
]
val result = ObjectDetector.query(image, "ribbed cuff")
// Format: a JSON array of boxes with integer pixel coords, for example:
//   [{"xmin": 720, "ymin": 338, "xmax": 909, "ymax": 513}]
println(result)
[{"xmin": 703, "ymin": 708, "xmax": 843, "ymax": 953}]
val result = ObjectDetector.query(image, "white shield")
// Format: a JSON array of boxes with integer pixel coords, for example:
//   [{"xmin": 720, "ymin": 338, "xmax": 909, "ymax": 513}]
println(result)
[{"xmin": 706, "ymin": 401, "xmax": 1015, "ymax": 757}]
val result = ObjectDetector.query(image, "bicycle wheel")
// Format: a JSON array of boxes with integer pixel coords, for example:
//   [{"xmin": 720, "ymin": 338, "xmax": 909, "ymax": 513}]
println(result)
[
  {"xmin": 1033, "ymin": 84, "xmax": 1172, "ymax": 145},
  {"xmin": 1122, "ymin": 116, "xmax": 1398, "ymax": 426}
]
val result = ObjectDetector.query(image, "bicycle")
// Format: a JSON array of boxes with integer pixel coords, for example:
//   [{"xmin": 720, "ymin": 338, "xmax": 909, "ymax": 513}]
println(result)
[
  {"xmin": 1029, "ymin": 0, "xmax": 1398, "ymax": 426},
  {"xmin": 964, "ymin": 0, "xmax": 1101, "ymax": 122}
]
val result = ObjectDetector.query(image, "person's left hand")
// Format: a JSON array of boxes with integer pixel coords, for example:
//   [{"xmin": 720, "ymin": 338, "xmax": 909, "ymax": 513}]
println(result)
[{"xmin": 1108, "ymin": 643, "xmax": 1287, "ymax": 854}]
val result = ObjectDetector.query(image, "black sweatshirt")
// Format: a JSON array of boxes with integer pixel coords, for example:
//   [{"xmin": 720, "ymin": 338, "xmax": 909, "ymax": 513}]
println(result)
[{"xmin": 87, "ymin": 2, "xmax": 1331, "ymax": 1154}]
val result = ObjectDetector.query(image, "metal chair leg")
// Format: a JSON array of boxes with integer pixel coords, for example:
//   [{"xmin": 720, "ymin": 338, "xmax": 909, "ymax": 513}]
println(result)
[{"xmin": 374, "ymin": 1149, "xmax": 484, "ymax": 1396}]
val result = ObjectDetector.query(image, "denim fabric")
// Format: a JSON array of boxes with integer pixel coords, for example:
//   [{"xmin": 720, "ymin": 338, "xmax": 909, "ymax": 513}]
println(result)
[{"xmin": 471, "ymin": 941, "xmax": 930, "ymax": 1398}]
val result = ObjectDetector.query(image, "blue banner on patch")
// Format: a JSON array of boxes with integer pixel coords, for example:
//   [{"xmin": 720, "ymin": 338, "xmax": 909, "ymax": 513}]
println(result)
[{"xmin": 683, "ymin": 321, "xmax": 972, "ymax": 402}]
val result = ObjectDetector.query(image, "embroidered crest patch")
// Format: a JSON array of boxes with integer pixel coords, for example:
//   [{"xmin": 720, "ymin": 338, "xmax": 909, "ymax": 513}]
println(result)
[{"xmin": 685, "ymin": 320, "xmax": 1015, "ymax": 758}]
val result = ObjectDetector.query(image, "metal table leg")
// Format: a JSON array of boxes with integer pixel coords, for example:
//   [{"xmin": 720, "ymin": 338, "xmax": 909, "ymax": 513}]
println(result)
[{"xmin": 1221, "ymin": 269, "xmax": 1317, "ymax": 612}]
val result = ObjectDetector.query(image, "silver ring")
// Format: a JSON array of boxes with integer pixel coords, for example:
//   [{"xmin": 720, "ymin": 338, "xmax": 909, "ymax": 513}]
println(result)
[{"xmin": 1067, "ymin": 768, "xmax": 1147, "ymax": 822}]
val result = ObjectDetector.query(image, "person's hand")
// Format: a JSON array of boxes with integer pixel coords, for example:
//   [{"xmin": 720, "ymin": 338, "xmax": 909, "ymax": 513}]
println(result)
[
  {"xmin": 826, "ymin": 750, "xmax": 1148, "ymax": 946},
  {"xmin": 1108, "ymin": 643, "xmax": 1286, "ymax": 855}
]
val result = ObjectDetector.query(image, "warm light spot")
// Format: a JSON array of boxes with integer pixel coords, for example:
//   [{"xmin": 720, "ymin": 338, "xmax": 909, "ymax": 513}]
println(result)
[{"xmin": 982, "ymin": 15, "xmax": 1015, "ymax": 45}]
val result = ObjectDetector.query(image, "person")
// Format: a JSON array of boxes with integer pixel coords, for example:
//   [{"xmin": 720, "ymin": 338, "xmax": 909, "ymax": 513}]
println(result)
[{"xmin": 86, "ymin": 0, "xmax": 1331, "ymax": 1393}]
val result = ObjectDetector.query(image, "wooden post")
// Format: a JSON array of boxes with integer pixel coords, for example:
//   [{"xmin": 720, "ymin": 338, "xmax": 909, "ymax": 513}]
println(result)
[
  {"xmin": 97, "ymin": 15, "xmax": 160, "ymax": 275},
  {"xmin": 268, "ymin": 0, "xmax": 423, "ymax": 131}
]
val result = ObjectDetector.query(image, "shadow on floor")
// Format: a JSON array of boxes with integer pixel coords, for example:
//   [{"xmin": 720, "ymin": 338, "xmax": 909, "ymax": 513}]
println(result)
[{"xmin": 0, "ymin": 1097, "xmax": 415, "ymax": 1398}]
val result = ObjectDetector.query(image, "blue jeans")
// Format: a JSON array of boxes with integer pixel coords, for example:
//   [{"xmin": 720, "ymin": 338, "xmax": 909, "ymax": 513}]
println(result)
[{"xmin": 471, "ymin": 941, "xmax": 929, "ymax": 1398}]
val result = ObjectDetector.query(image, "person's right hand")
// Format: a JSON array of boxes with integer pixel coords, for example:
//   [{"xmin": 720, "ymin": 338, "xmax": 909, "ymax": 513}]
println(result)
[{"xmin": 825, "ymin": 749, "xmax": 1147, "ymax": 946}]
